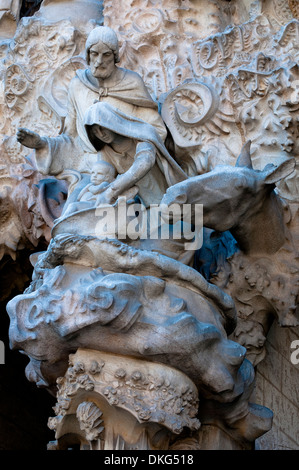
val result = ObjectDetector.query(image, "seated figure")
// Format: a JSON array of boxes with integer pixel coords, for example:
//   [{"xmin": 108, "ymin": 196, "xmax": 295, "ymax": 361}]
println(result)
[
  {"xmin": 62, "ymin": 159, "xmax": 139, "ymax": 217},
  {"xmin": 16, "ymin": 25, "xmax": 167, "ymax": 177}
]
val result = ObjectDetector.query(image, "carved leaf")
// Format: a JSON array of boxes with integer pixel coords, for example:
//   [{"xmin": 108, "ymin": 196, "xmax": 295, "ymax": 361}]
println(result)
[{"xmin": 76, "ymin": 401, "xmax": 104, "ymax": 442}]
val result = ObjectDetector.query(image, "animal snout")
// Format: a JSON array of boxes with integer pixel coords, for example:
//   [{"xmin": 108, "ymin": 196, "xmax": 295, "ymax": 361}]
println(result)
[
  {"xmin": 161, "ymin": 187, "xmax": 187, "ymax": 207},
  {"xmin": 160, "ymin": 188, "xmax": 187, "ymax": 223}
]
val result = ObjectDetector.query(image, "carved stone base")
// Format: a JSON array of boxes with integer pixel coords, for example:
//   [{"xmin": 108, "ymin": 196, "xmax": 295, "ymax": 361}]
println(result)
[
  {"xmin": 47, "ymin": 349, "xmax": 201, "ymax": 450},
  {"xmin": 47, "ymin": 348, "xmax": 273, "ymax": 451}
]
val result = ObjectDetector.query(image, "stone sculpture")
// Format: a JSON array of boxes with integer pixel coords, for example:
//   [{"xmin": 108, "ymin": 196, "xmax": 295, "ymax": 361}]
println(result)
[
  {"xmin": 2, "ymin": 0, "xmax": 299, "ymax": 451},
  {"xmin": 0, "ymin": 0, "xmax": 21, "ymax": 39},
  {"xmin": 161, "ymin": 141, "xmax": 298, "ymax": 364},
  {"xmin": 16, "ymin": 26, "xmax": 167, "ymax": 173},
  {"xmin": 6, "ymin": 23, "xmax": 275, "ymax": 451}
]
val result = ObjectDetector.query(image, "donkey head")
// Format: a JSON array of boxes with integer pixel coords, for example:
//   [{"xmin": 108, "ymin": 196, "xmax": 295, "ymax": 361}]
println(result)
[{"xmin": 161, "ymin": 141, "xmax": 295, "ymax": 234}]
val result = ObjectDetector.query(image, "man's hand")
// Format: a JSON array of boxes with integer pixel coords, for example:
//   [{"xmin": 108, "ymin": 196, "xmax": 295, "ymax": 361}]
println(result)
[{"xmin": 17, "ymin": 128, "xmax": 47, "ymax": 150}]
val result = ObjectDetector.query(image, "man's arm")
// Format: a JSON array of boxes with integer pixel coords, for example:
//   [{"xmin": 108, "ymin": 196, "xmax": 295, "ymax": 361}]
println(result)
[
  {"xmin": 17, "ymin": 128, "xmax": 47, "ymax": 149},
  {"xmin": 17, "ymin": 80, "xmax": 84, "ymax": 175}
]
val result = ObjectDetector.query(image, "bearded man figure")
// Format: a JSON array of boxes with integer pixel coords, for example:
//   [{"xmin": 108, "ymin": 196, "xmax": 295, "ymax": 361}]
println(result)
[{"xmin": 16, "ymin": 26, "xmax": 167, "ymax": 176}]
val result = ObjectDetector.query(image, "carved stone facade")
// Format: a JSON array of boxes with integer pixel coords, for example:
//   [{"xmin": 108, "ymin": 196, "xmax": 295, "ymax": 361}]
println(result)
[{"xmin": 0, "ymin": 0, "xmax": 298, "ymax": 451}]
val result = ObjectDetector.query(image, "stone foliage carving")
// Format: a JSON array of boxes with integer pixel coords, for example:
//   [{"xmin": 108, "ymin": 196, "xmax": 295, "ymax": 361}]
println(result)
[
  {"xmin": 160, "ymin": 25, "xmax": 299, "ymax": 201},
  {"xmin": 106, "ymin": 0, "xmax": 298, "ymax": 201},
  {"xmin": 48, "ymin": 350, "xmax": 200, "ymax": 450},
  {"xmin": 47, "ymin": 349, "xmax": 273, "ymax": 450}
]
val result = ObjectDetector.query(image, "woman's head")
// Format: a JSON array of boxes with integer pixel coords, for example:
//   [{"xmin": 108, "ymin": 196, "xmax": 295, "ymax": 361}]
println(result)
[{"xmin": 90, "ymin": 125, "xmax": 116, "ymax": 144}]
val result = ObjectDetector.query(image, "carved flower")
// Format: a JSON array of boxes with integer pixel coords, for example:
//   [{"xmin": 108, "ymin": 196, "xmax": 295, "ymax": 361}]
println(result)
[
  {"xmin": 73, "ymin": 361, "xmax": 85, "ymax": 373},
  {"xmin": 138, "ymin": 408, "xmax": 152, "ymax": 421},
  {"xmin": 115, "ymin": 368, "xmax": 126, "ymax": 379},
  {"xmin": 5, "ymin": 64, "xmax": 31, "ymax": 108},
  {"xmin": 66, "ymin": 367, "xmax": 78, "ymax": 382},
  {"xmin": 53, "ymin": 397, "xmax": 71, "ymax": 415},
  {"xmin": 173, "ymin": 398, "xmax": 184, "ymax": 415},
  {"xmin": 48, "ymin": 416, "xmax": 60, "ymax": 431},
  {"xmin": 109, "ymin": 397, "xmax": 119, "ymax": 405},
  {"xmin": 149, "ymin": 376, "xmax": 164, "ymax": 390},
  {"xmin": 103, "ymin": 386, "xmax": 118, "ymax": 403},
  {"xmin": 131, "ymin": 370, "xmax": 142, "ymax": 382},
  {"xmin": 89, "ymin": 360, "xmax": 105, "ymax": 375}
]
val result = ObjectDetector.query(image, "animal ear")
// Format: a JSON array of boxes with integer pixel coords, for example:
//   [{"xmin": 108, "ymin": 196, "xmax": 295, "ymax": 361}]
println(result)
[
  {"xmin": 263, "ymin": 158, "xmax": 295, "ymax": 185},
  {"xmin": 235, "ymin": 140, "xmax": 253, "ymax": 169},
  {"xmin": 29, "ymin": 252, "xmax": 46, "ymax": 267}
]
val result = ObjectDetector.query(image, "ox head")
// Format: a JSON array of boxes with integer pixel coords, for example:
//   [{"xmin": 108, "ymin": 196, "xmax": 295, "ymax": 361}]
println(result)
[{"xmin": 161, "ymin": 141, "xmax": 295, "ymax": 232}]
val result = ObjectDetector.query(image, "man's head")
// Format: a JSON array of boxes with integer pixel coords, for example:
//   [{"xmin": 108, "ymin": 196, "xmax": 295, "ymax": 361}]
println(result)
[
  {"xmin": 90, "ymin": 160, "xmax": 116, "ymax": 185},
  {"xmin": 86, "ymin": 26, "xmax": 120, "ymax": 79}
]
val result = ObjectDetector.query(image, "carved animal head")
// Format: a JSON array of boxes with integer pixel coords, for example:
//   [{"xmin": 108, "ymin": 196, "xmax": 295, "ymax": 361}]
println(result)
[{"xmin": 161, "ymin": 141, "xmax": 295, "ymax": 233}]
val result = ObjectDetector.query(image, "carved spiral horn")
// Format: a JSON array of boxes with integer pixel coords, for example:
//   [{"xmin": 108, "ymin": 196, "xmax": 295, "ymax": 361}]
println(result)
[{"xmin": 235, "ymin": 140, "xmax": 253, "ymax": 169}]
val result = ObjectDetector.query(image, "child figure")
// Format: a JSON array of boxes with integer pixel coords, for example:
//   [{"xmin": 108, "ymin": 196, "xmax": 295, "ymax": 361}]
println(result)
[{"xmin": 78, "ymin": 160, "xmax": 116, "ymax": 203}]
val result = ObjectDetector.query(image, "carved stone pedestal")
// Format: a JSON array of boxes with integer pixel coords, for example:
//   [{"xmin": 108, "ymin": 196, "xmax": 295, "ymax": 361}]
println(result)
[
  {"xmin": 47, "ymin": 348, "xmax": 273, "ymax": 451},
  {"xmin": 47, "ymin": 349, "xmax": 201, "ymax": 450}
]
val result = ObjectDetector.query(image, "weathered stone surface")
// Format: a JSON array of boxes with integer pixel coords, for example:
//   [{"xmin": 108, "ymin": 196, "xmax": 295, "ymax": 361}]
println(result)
[{"xmin": 47, "ymin": 349, "xmax": 200, "ymax": 450}]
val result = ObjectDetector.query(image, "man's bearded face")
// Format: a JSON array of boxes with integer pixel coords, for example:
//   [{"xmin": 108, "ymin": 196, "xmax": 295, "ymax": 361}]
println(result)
[{"xmin": 89, "ymin": 42, "xmax": 116, "ymax": 80}]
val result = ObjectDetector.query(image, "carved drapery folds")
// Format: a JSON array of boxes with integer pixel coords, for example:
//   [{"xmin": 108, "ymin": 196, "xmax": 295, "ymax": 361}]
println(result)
[
  {"xmin": 7, "ymin": 232, "xmax": 273, "ymax": 449},
  {"xmin": 103, "ymin": 0, "xmax": 299, "ymax": 367},
  {"xmin": 0, "ymin": 1, "xmax": 103, "ymax": 293}
]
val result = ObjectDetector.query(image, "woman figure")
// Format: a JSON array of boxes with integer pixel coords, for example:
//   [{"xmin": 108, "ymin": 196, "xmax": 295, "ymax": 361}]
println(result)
[
  {"xmin": 16, "ymin": 26, "xmax": 167, "ymax": 176},
  {"xmin": 83, "ymin": 101, "xmax": 187, "ymax": 208},
  {"xmin": 81, "ymin": 102, "xmax": 195, "ymax": 265}
]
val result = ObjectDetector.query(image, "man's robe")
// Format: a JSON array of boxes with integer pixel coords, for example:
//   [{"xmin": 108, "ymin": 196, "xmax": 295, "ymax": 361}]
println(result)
[{"xmin": 34, "ymin": 68, "xmax": 167, "ymax": 176}]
